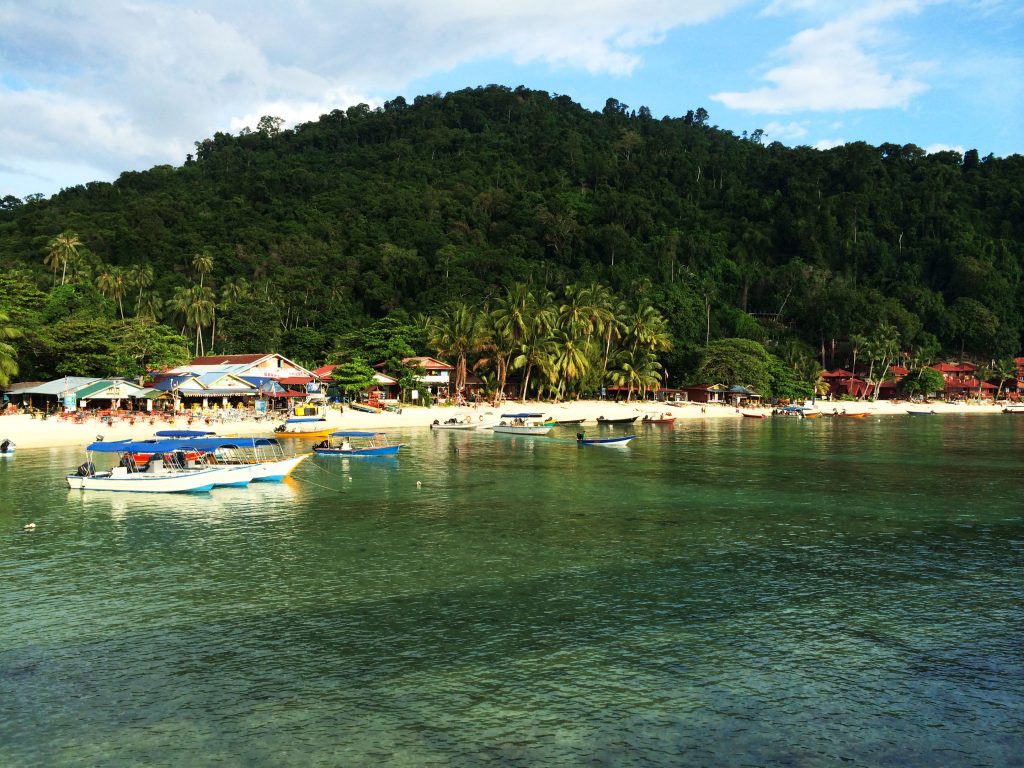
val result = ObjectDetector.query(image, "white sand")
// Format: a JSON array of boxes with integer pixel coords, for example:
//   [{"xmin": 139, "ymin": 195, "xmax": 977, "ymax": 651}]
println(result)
[{"xmin": 0, "ymin": 398, "xmax": 1007, "ymax": 451}]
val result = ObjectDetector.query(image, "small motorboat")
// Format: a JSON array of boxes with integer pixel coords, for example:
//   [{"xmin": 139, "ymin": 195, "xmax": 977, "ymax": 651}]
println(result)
[
  {"xmin": 641, "ymin": 413, "xmax": 676, "ymax": 424},
  {"xmin": 1002, "ymin": 404, "xmax": 1024, "ymax": 414},
  {"xmin": 741, "ymin": 412, "xmax": 766, "ymax": 419},
  {"xmin": 831, "ymin": 410, "xmax": 869, "ymax": 418},
  {"xmin": 596, "ymin": 416, "xmax": 638, "ymax": 425},
  {"xmin": 430, "ymin": 417, "xmax": 478, "ymax": 430},
  {"xmin": 492, "ymin": 413, "xmax": 553, "ymax": 435},
  {"xmin": 907, "ymin": 410, "xmax": 937, "ymax": 416},
  {"xmin": 348, "ymin": 402, "xmax": 381, "ymax": 414},
  {"xmin": 314, "ymin": 431, "xmax": 403, "ymax": 456},
  {"xmin": 576, "ymin": 432, "xmax": 635, "ymax": 446},
  {"xmin": 556, "ymin": 418, "xmax": 586, "ymax": 426}
]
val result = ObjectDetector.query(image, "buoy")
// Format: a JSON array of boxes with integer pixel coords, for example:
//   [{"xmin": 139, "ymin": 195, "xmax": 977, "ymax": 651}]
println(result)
[
  {"xmin": 24, "ymin": 522, "xmax": 36, "ymax": 530},
  {"xmin": 416, "ymin": 480, "xmax": 422, "ymax": 488}
]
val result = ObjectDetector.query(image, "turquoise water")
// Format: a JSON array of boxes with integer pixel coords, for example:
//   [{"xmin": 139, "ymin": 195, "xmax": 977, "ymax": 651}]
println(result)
[{"xmin": 1, "ymin": 416, "xmax": 1022, "ymax": 767}]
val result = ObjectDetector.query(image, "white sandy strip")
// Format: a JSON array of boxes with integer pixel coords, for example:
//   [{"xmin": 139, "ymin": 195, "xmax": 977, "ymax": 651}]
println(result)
[{"xmin": 0, "ymin": 399, "xmax": 1007, "ymax": 450}]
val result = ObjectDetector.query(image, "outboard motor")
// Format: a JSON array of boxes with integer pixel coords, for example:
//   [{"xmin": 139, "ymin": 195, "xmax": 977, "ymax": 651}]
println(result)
[
  {"xmin": 0, "ymin": 438, "xmax": 13, "ymax": 453},
  {"xmin": 77, "ymin": 461, "xmax": 96, "ymax": 477}
]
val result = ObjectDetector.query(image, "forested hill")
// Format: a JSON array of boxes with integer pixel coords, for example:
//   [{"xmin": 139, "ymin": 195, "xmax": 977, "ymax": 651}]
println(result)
[{"xmin": 1, "ymin": 84, "xmax": 1023, "ymax": 382}]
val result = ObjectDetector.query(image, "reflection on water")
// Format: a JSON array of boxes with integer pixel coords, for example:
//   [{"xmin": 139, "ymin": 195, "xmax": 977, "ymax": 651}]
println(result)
[{"xmin": 2, "ymin": 418, "xmax": 1023, "ymax": 766}]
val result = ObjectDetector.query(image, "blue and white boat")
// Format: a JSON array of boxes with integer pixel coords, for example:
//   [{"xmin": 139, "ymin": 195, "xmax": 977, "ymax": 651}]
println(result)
[
  {"xmin": 313, "ymin": 431, "xmax": 403, "ymax": 456},
  {"xmin": 491, "ymin": 413, "xmax": 552, "ymax": 436},
  {"xmin": 576, "ymin": 433, "xmax": 636, "ymax": 447},
  {"xmin": 185, "ymin": 436, "xmax": 310, "ymax": 481},
  {"xmin": 65, "ymin": 439, "xmax": 248, "ymax": 493}
]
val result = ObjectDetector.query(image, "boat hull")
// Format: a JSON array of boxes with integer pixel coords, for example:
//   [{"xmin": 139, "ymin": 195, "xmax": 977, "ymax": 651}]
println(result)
[
  {"xmin": 596, "ymin": 417, "xmax": 638, "ymax": 425},
  {"xmin": 492, "ymin": 426, "xmax": 552, "ymax": 435},
  {"xmin": 314, "ymin": 445, "xmax": 402, "ymax": 456},
  {"xmin": 250, "ymin": 453, "xmax": 311, "ymax": 481},
  {"xmin": 65, "ymin": 468, "xmax": 224, "ymax": 493},
  {"xmin": 578, "ymin": 435, "xmax": 635, "ymax": 446}
]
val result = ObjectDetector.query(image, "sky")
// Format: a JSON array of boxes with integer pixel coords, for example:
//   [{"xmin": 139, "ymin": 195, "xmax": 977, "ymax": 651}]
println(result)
[{"xmin": 1, "ymin": 0, "xmax": 1021, "ymax": 200}]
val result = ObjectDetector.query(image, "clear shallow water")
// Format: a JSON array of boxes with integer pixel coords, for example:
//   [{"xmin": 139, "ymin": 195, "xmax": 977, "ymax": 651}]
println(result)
[{"xmin": 1, "ymin": 416, "xmax": 1022, "ymax": 767}]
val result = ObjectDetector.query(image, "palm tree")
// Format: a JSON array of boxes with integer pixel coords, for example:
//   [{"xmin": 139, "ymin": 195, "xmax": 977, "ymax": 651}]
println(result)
[
  {"xmin": 127, "ymin": 264, "xmax": 154, "ymax": 309},
  {"xmin": 992, "ymin": 358, "xmax": 1017, "ymax": 400},
  {"xmin": 513, "ymin": 335, "xmax": 557, "ymax": 401},
  {"xmin": 865, "ymin": 325, "xmax": 901, "ymax": 401},
  {"xmin": 136, "ymin": 291, "xmax": 164, "ymax": 321},
  {"xmin": 424, "ymin": 303, "xmax": 487, "ymax": 396},
  {"xmin": 609, "ymin": 348, "xmax": 662, "ymax": 402},
  {"xmin": 849, "ymin": 333, "xmax": 868, "ymax": 376},
  {"xmin": 0, "ymin": 310, "xmax": 21, "ymax": 387},
  {"xmin": 96, "ymin": 265, "xmax": 128, "ymax": 320},
  {"xmin": 549, "ymin": 327, "xmax": 591, "ymax": 399},
  {"xmin": 186, "ymin": 285, "xmax": 216, "ymax": 356},
  {"xmin": 45, "ymin": 231, "xmax": 83, "ymax": 286},
  {"xmin": 192, "ymin": 250, "xmax": 214, "ymax": 287}
]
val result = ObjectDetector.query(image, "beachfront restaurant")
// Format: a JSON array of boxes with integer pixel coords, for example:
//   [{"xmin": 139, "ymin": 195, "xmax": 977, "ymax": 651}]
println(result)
[{"xmin": 5, "ymin": 377, "xmax": 155, "ymax": 414}]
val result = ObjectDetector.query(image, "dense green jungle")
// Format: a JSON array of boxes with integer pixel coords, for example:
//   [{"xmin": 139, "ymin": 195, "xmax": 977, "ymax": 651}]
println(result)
[{"xmin": 1, "ymin": 85, "xmax": 1022, "ymax": 400}]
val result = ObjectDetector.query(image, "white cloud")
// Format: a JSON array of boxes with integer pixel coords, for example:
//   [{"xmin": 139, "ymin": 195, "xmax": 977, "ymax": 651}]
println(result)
[
  {"xmin": 0, "ymin": 0, "xmax": 745, "ymax": 197},
  {"xmin": 711, "ymin": 2, "xmax": 930, "ymax": 113},
  {"xmin": 763, "ymin": 121, "xmax": 808, "ymax": 141},
  {"xmin": 813, "ymin": 138, "xmax": 845, "ymax": 150},
  {"xmin": 925, "ymin": 142, "xmax": 964, "ymax": 155}
]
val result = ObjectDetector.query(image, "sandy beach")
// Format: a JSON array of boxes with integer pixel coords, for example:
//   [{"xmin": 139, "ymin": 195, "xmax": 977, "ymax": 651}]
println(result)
[{"xmin": 0, "ymin": 398, "xmax": 1008, "ymax": 451}]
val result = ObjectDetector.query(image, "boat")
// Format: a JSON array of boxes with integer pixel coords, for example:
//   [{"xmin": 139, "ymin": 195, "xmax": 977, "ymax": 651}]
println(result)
[
  {"xmin": 741, "ymin": 412, "xmax": 766, "ymax": 419},
  {"xmin": 430, "ymin": 417, "xmax": 479, "ymax": 430},
  {"xmin": 154, "ymin": 429, "xmax": 217, "ymax": 438},
  {"xmin": 1002, "ymin": 404, "xmax": 1024, "ymax": 414},
  {"xmin": 802, "ymin": 412, "xmax": 822, "ymax": 419},
  {"xmin": 0, "ymin": 438, "xmax": 14, "ymax": 455},
  {"xmin": 349, "ymin": 402, "xmax": 381, "ymax": 414},
  {"xmin": 596, "ymin": 416, "xmax": 638, "ymax": 425},
  {"xmin": 492, "ymin": 413, "xmax": 553, "ymax": 435},
  {"xmin": 65, "ymin": 439, "xmax": 251, "ymax": 493},
  {"xmin": 555, "ymin": 418, "xmax": 586, "ymax": 426},
  {"xmin": 907, "ymin": 410, "xmax": 937, "ymax": 416},
  {"xmin": 184, "ymin": 436, "xmax": 311, "ymax": 481},
  {"xmin": 313, "ymin": 431, "xmax": 403, "ymax": 456},
  {"xmin": 274, "ymin": 402, "xmax": 332, "ymax": 436},
  {"xmin": 831, "ymin": 410, "xmax": 869, "ymax": 418},
  {"xmin": 641, "ymin": 413, "xmax": 676, "ymax": 424},
  {"xmin": 576, "ymin": 432, "xmax": 636, "ymax": 446}
]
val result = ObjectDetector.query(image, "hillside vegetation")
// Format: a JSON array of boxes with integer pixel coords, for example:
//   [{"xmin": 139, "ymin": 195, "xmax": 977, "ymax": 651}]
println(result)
[{"xmin": 1, "ymin": 85, "xmax": 1022, "ymax": 395}]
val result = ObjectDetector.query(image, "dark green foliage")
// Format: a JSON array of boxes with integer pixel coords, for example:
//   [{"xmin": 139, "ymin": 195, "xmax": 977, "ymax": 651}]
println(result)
[{"xmin": 0, "ymin": 85, "xmax": 1021, "ymax": 383}]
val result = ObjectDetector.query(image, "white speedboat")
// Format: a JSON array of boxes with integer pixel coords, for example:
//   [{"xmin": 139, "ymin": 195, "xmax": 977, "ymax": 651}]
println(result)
[
  {"xmin": 430, "ymin": 417, "xmax": 480, "ymax": 430},
  {"xmin": 65, "ymin": 439, "xmax": 252, "ymax": 493},
  {"xmin": 491, "ymin": 413, "xmax": 553, "ymax": 436}
]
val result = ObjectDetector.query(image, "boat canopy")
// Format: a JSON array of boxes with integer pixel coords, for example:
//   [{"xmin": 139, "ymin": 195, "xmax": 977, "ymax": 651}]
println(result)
[
  {"xmin": 188, "ymin": 437, "xmax": 280, "ymax": 450},
  {"xmin": 285, "ymin": 416, "xmax": 325, "ymax": 423},
  {"xmin": 329, "ymin": 431, "xmax": 383, "ymax": 438},
  {"xmin": 154, "ymin": 429, "xmax": 217, "ymax": 438},
  {"xmin": 85, "ymin": 438, "xmax": 202, "ymax": 453},
  {"xmin": 499, "ymin": 413, "xmax": 545, "ymax": 418}
]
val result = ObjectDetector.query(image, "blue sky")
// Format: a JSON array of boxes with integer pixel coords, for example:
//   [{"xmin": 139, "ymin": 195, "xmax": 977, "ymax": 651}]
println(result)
[{"xmin": 1, "ymin": 0, "xmax": 1021, "ymax": 200}]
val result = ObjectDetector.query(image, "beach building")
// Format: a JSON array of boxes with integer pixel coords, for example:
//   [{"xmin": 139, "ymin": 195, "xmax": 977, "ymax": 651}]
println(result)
[
  {"xmin": 679, "ymin": 384, "xmax": 729, "ymax": 404},
  {"xmin": 372, "ymin": 356, "xmax": 454, "ymax": 401},
  {"xmin": 314, "ymin": 365, "xmax": 400, "ymax": 404}
]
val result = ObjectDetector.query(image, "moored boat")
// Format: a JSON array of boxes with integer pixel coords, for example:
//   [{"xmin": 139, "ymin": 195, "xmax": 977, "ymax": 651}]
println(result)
[
  {"xmin": 184, "ymin": 436, "xmax": 311, "ymax": 481},
  {"xmin": 641, "ymin": 413, "xmax": 676, "ymax": 424},
  {"xmin": 492, "ymin": 413, "xmax": 553, "ymax": 435},
  {"xmin": 741, "ymin": 412, "xmax": 766, "ymax": 419},
  {"xmin": 349, "ymin": 402, "xmax": 381, "ymax": 414},
  {"xmin": 907, "ymin": 410, "xmax": 936, "ymax": 416},
  {"xmin": 65, "ymin": 439, "xmax": 249, "ymax": 493},
  {"xmin": 576, "ymin": 432, "xmax": 636, "ymax": 446},
  {"xmin": 314, "ymin": 431, "xmax": 403, "ymax": 456},
  {"xmin": 1002, "ymin": 404, "xmax": 1024, "ymax": 414},
  {"xmin": 274, "ymin": 402, "xmax": 332, "ymax": 437},
  {"xmin": 430, "ymin": 417, "xmax": 478, "ymax": 430},
  {"xmin": 596, "ymin": 415, "xmax": 638, "ymax": 425},
  {"xmin": 555, "ymin": 418, "xmax": 586, "ymax": 426}
]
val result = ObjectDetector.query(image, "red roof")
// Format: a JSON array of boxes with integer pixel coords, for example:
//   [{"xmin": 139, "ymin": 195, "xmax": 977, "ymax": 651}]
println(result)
[
  {"xmin": 279, "ymin": 376, "xmax": 313, "ymax": 385},
  {"xmin": 189, "ymin": 354, "xmax": 266, "ymax": 365},
  {"xmin": 402, "ymin": 356, "xmax": 453, "ymax": 370},
  {"xmin": 933, "ymin": 362, "xmax": 977, "ymax": 373},
  {"xmin": 824, "ymin": 369, "xmax": 856, "ymax": 378}
]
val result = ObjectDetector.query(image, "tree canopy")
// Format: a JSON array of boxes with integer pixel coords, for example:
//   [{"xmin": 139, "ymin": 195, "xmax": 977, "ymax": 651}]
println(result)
[{"xmin": 1, "ymin": 85, "xmax": 1021, "ymax": 387}]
